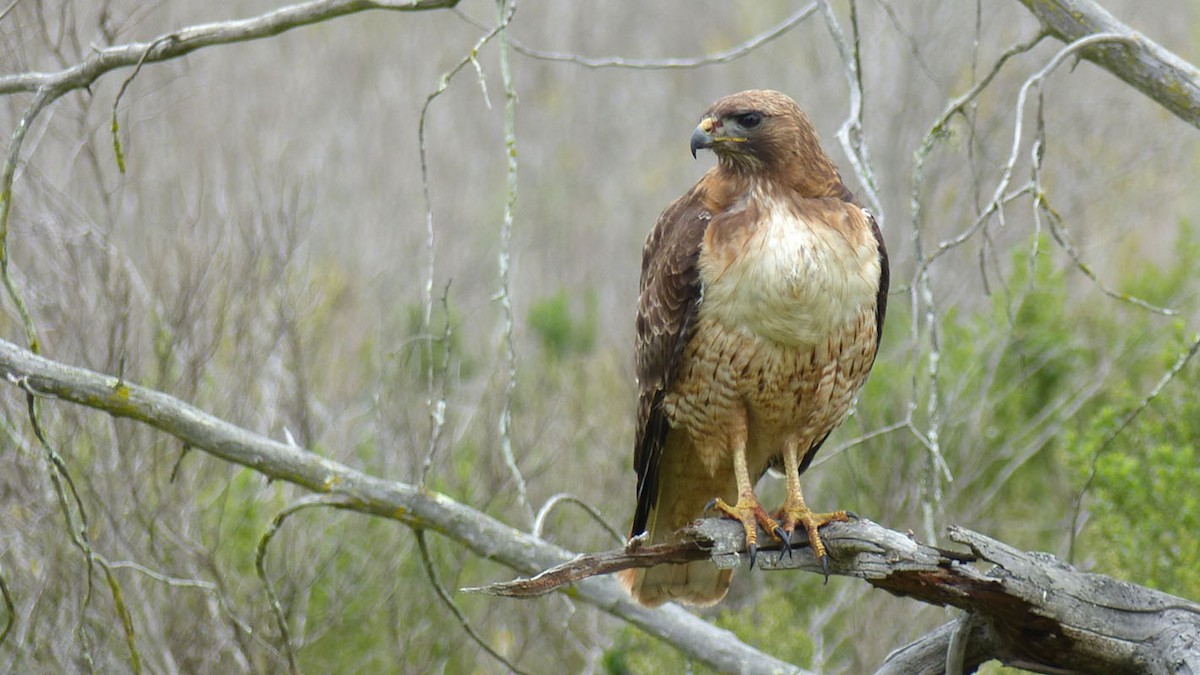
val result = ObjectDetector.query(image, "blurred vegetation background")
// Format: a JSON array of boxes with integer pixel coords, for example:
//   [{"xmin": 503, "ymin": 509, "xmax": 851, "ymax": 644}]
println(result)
[{"xmin": 1, "ymin": 0, "xmax": 1198, "ymax": 672}]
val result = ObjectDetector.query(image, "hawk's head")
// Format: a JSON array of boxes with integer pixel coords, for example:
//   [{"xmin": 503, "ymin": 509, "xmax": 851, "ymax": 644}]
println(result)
[{"xmin": 690, "ymin": 90, "xmax": 840, "ymax": 195}]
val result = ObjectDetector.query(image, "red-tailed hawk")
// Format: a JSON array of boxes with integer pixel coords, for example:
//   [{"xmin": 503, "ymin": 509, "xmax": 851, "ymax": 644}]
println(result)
[{"xmin": 620, "ymin": 90, "xmax": 889, "ymax": 607}]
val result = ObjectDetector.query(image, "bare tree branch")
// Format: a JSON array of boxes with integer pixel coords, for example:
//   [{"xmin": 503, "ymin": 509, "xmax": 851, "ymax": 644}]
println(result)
[
  {"xmin": 0, "ymin": 0, "xmax": 459, "ymax": 96},
  {"xmin": 463, "ymin": 539, "xmax": 711, "ymax": 598},
  {"xmin": 478, "ymin": 517, "xmax": 1200, "ymax": 674},
  {"xmin": 414, "ymin": 529, "xmax": 529, "ymax": 675},
  {"xmin": 255, "ymin": 495, "xmax": 353, "ymax": 675},
  {"xmin": 819, "ymin": 0, "xmax": 884, "ymax": 221},
  {"xmin": 532, "ymin": 493, "xmax": 625, "ymax": 545},
  {"xmin": 0, "ymin": 337, "xmax": 800, "ymax": 675},
  {"xmin": 0, "ymin": 567, "xmax": 13, "ymax": 647},
  {"xmin": 4, "ymin": 2, "xmax": 1199, "ymax": 671},
  {"xmin": 0, "ymin": 0, "xmax": 463, "ymax": 353},
  {"xmin": 495, "ymin": 3, "xmax": 818, "ymax": 70},
  {"xmin": 494, "ymin": 0, "xmax": 533, "ymax": 527},
  {"xmin": 1014, "ymin": 0, "xmax": 1200, "ymax": 129},
  {"xmin": 876, "ymin": 617, "xmax": 1003, "ymax": 675}
]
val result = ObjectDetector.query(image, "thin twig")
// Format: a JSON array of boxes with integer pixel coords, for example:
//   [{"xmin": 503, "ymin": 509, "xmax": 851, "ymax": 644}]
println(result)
[
  {"xmin": 0, "ymin": 0, "xmax": 462, "ymax": 95},
  {"xmin": 416, "ymin": 0, "xmax": 514, "ymax": 490},
  {"xmin": 0, "ymin": 0, "xmax": 21, "ymax": 24},
  {"xmin": 532, "ymin": 493, "xmax": 625, "ymax": 546},
  {"xmin": 0, "ymin": 567, "xmax": 13, "ymax": 647},
  {"xmin": 415, "ymin": 530, "xmax": 528, "ymax": 674},
  {"xmin": 1037, "ymin": 193, "xmax": 1177, "ymax": 315},
  {"xmin": 919, "ymin": 30, "xmax": 1175, "ymax": 325},
  {"xmin": 19, "ymin": 381, "xmax": 99, "ymax": 655},
  {"xmin": 420, "ymin": 282, "xmax": 454, "ymax": 485},
  {"xmin": 928, "ymin": 33, "xmax": 1137, "ymax": 270},
  {"xmin": 872, "ymin": 0, "xmax": 942, "ymax": 87},
  {"xmin": 494, "ymin": 0, "xmax": 533, "ymax": 527},
  {"xmin": 910, "ymin": 32, "xmax": 1048, "ymax": 270},
  {"xmin": 819, "ymin": 0, "xmax": 883, "ymax": 220},
  {"xmin": 0, "ymin": 87, "xmax": 53, "ymax": 354},
  {"xmin": 99, "ymin": 562, "xmax": 142, "ymax": 675},
  {"xmin": 105, "ymin": 559, "xmax": 259, "ymax": 639},
  {"xmin": 487, "ymin": 3, "xmax": 817, "ymax": 70},
  {"xmin": 17, "ymin": 377, "xmax": 147, "ymax": 671},
  {"xmin": 110, "ymin": 36, "xmax": 174, "ymax": 174},
  {"xmin": 904, "ymin": 30, "xmax": 1058, "ymax": 543},
  {"xmin": 255, "ymin": 494, "xmax": 354, "ymax": 675},
  {"xmin": 812, "ymin": 419, "xmax": 909, "ymax": 468}
]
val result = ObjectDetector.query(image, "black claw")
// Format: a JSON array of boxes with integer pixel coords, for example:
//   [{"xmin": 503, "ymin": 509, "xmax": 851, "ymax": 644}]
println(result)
[
  {"xmin": 775, "ymin": 527, "xmax": 793, "ymax": 559},
  {"xmin": 703, "ymin": 498, "xmax": 718, "ymax": 515},
  {"xmin": 747, "ymin": 542, "xmax": 758, "ymax": 569},
  {"xmin": 816, "ymin": 529, "xmax": 837, "ymax": 577},
  {"xmin": 845, "ymin": 510, "xmax": 861, "ymax": 521}
]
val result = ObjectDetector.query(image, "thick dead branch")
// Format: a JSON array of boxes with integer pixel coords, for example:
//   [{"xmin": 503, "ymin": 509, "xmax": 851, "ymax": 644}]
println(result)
[
  {"xmin": 3, "ymin": 305, "xmax": 1197, "ymax": 675},
  {"xmin": 0, "ymin": 338, "xmax": 799, "ymax": 675},
  {"xmin": 1015, "ymin": 0, "xmax": 1200, "ymax": 129},
  {"xmin": 706, "ymin": 520, "xmax": 1200, "ymax": 674},
  {"xmin": 481, "ymin": 517, "xmax": 1200, "ymax": 674},
  {"xmin": 876, "ymin": 618, "xmax": 1004, "ymax": 675}
]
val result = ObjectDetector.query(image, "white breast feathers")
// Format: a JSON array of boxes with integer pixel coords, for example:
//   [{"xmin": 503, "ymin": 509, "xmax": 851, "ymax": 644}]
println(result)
[{"xmin": 698, "ymin": 198, "xmax": 880, "ymax": 347}]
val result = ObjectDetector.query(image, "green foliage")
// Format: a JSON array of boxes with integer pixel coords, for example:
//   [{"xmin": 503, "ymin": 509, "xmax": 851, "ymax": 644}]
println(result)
[
  {"xmin": 1058, "ymin": 221, "xmax": 1200, "ymax": 602},
  {"xmin": 199, "ymin": 466, "xmax": 284, "ymax": 578},
  {"xmin": 1121, "ymin": 220, "xmax": 1200, "ymax": 309},
  {"xmin": 527, "ymin": 288, "xmax": 598, "ymax": 360},
  {"xmin": 1066, "ymin": 327, "xmax": 1200, "ymax": 601}
]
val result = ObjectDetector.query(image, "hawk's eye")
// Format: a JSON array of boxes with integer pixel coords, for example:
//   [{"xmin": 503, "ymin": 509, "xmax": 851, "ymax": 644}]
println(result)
[{"xmin": 737, "ymin": 112, "xmax": 762, "ymax": 129}]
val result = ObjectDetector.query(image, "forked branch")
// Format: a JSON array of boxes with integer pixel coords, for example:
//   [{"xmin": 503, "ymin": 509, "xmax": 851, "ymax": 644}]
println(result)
[
  {"xmin": 0, "ymin": 337, "xmax": 796, "ymax": 675},
  {"xmin": 1015, "ymin": 0, "xmax": 1200, "ymax": 129},
  {"xmin": 475, "ymin": 518, "xmax": 1200, "ymax": 675}
]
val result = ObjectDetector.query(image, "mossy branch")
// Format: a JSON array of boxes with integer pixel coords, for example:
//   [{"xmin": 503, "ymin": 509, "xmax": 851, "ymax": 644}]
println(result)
[
  {"xmin": 0, "ymin": 337, "xmax": 797, "ymax": 675},
  {"xmin": 1014, "ymin": 0, "xmax": 1200, "ymax": 130}
]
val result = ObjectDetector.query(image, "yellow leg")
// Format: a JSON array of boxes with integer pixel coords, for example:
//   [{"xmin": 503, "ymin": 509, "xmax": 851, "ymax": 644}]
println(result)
[
  {"xmin": 777, "ymin": 442, "xmax": 850, "ymax": 575},
  {"xmin": 709, "ymin": 425, "xmax": 785, "ymax": 566}
]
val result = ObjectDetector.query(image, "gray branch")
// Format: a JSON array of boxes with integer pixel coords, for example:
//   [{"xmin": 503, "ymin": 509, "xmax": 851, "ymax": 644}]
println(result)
[
  {"xmin": 1015, "ymin": 0, "xmax": 1200, "ymax": 129},
  {"xmin": 0, "ymin": 338, "xmax": 801, "ymax": 675},
  {"xmin": 4, "ymin": 334, "xmax": 1196, "ymax": 673},
  {"xmin": 689, "ymin": 519, "xmax": 1200, "ymax": 674},
  {"xmin": 0, "ymin": 0, "xmax": 459, "ymax": 96}
]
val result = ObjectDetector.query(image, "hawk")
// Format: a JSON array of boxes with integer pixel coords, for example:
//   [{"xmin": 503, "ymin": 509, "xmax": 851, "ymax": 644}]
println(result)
[{"xmin": 620, "ymin": 90, "xmax": 889, "ymax": 607}]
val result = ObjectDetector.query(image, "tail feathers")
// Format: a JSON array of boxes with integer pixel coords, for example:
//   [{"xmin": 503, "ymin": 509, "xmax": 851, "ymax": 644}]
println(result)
[
  {"xmin": 618, "ymin": 561, "xmax": 732, "ymax": 608},
  {"xmin": 623, "ymin": 446, "xmax": 735, "ymax": 607},
  {"xmin": 620, "ymin": 499, "xmax": 732, "ymax": 607}
]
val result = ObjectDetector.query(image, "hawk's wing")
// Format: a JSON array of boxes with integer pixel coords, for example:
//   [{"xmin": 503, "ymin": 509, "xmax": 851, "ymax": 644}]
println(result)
[
  {"xmin": 866, "ymin": 209, "xmax": 890, "ymax": 354},
  {"xmin": 630, "ymin": 186, "xmax": 711, "ymax": 537}
]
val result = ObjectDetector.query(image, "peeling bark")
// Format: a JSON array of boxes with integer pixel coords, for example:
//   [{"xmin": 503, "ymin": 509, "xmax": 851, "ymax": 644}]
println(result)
[{"xmin": 481, "ymin": 518, "xmax": 1200, "ymax": 674}]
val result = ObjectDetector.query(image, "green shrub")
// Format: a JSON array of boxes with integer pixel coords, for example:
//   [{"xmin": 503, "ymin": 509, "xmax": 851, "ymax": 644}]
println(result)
[{"xmin": 527, "ymin": 289, "xmax": 598, "ymax": 360}]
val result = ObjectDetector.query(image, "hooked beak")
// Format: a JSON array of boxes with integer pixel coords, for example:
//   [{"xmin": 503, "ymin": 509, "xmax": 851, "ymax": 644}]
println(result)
[
  {"xmin": 690, "ymin": 117, "xmax": 716, "ymax": 158},
  {"xmin": 689, "ymin": 116, "xmax": 747, "ymax": 158}
]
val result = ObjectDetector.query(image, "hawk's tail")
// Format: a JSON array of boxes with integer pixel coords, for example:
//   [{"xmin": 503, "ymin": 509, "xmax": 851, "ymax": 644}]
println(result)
[
  {"xmin": 618, "ymin": 559, "xmax": 731, "ymax": 608},
  {"xmin": 617, "ymin": 498, "xmax": 732, "ymax": 607}
]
